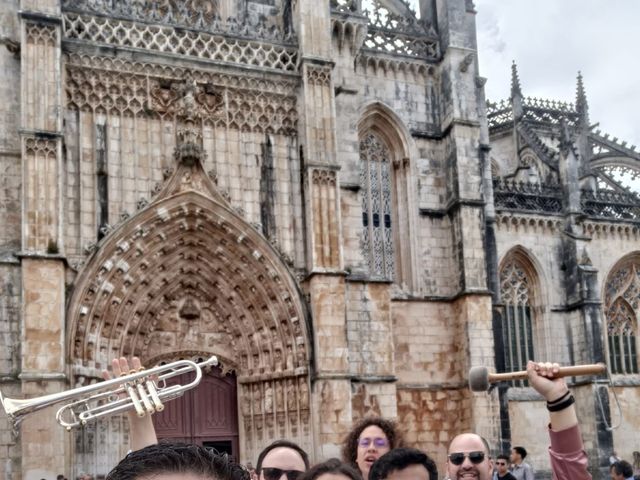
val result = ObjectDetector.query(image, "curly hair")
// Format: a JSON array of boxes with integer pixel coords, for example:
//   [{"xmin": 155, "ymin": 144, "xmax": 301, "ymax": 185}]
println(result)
[{"xmin": 341, "ymin": 417, "xmax": 403, "ymax": 468}]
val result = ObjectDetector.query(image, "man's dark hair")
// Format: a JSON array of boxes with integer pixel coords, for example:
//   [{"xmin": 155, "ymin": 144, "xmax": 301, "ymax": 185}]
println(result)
[
  {"xmin": 512, "ymin": 446, "xmax": 527, "ymax": 459},
  {"xmin": 299, "ymin": 459, "xmax": 360, "ymax": 480},
  {"xmin": 496, "ymin": 454, "xmax": 510, "ymax": 463},
  {"xmin": 106, "ymin": 442, "xmax": 250, "ymax": 480},
  {"xmin": 610, "ymin": 460, "xmax": 633, "ymax": 478},
  {"xmin": 342, "ymin": 417, "xmax": 404, "ymax": 468},
  {"xmin": 255, "ymin": 440, "xmax": 310, "ymax": 474},
  {"xmin": 368, "ymin": 448, "xmax": 438, "ymax": 480}
]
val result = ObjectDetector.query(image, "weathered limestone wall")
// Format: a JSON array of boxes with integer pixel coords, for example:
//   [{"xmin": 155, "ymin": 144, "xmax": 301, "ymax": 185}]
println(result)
[
  {"xmin": 63, "ymin": 103, "xmax": 304, "ymax": 267},
  {"xmin": 507, "ymin": 400, "xmax": 552, "ymax": 474},
  {"xmin": 0, "ymin": 262, "xmax": 22, "ymax": 480},
  {"xmin": 20, "ymin": 259, "xmax": 68, "ymax": 480},
  {"xmin": 0, "ymin": 0, "xmax": 21, "ymax": 253},
  {"xmin": 609, "ymin": 386, "xmax": 640, "ymax": 462}
]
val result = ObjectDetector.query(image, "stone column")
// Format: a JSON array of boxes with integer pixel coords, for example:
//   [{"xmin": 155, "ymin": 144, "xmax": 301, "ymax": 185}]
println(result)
[
  {"xmin": 295, "ymin": 0, "xmax": 350, "ymax": 458},
  {"xmin": 18, "ymin": 0, "xmax": 69, "ymax": 478},
  {"xmin": 435, "ymin": 0, "xmax": 500, "ymax": 438}
]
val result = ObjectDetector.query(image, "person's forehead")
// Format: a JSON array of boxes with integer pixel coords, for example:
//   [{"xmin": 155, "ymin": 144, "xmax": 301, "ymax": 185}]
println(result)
[
  {"xmin": 448, "ymin": 434, "xmax": 485, "ymax": 453},
  {"xmin": 262, "ymin": 447, "xmax": 306, "ymax": 470},
  {"xmin": 385, "ymin": 464, "xmax": 429, "ymax": 480},
  {"xmin": 359, "ymin": 425, "xmax": 387, "ymax": 438},
  {"xmin": 138, "ymin": 473, "xmax": 210, "ymax": 480},
  {"xmin": 316, "ymin": 473, "xmax": 352, "ymax": 480}
]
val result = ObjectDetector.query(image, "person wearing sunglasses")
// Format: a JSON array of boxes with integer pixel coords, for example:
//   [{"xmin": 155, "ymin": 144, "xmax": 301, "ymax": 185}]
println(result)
[
  {"xmin": 254, "ymin": 440, "xmax": 310, "ymax": 480},
  {"xmin": 445, "ymin": 361, "xmax": 590, "ymax": 480},
  {"xmin": 341, "ymin": 417, "xmax": 404, "ymax": 480},
  {"xmin": 493, "ymin": 454, "xmax": 516, "ymax": 480},
  {"xmin": 368, "ymin": 447, "xmax": 438, "ymax": 480}
]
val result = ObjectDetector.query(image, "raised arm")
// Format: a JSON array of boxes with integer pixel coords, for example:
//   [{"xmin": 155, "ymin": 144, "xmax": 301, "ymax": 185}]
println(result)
[
  {"xmin": 526, "ymin": 361, "xmax": 591, "ymax": 480},
  {"xmin": 103, "ymin": 357, "xmax": 158, "ymax": 452}
]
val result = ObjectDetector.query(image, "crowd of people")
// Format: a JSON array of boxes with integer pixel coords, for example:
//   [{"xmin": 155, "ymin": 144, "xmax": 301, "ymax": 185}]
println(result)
[{"xmin": 79, "ymin": 361, "xmax": 595, "ymax": 480}]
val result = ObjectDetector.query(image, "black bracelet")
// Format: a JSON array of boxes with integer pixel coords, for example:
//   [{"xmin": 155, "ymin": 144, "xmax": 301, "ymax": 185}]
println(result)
[
  {"xmin": 547, "ymin": 390, "xmax": 571, "ymax": 405},
  {"xmin": 547, "ymin": 394, "xmax": 575, "ymax": 412}
]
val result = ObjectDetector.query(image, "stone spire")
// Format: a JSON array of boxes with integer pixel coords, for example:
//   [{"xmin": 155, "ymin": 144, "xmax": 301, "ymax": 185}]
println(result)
[
  {"xmin": 575, "ymin": 71, "xmax": 590, "ymax": 129},
  {"xmin": 510, "ymin": 61, "xmax": 522, "ymax": 99},
  {"xmin": 574, "ymin": 72, "xmax": 594, "ymax": 179},
  {"xmin": 510, "ymin": 61, "xmax": 523, "ymax": 120}
]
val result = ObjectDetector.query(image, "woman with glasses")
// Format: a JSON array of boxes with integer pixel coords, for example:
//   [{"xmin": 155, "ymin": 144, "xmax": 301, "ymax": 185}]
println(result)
[{"xmin": 341, "ymin": 417, "xmax": 404, "ymax": 480}]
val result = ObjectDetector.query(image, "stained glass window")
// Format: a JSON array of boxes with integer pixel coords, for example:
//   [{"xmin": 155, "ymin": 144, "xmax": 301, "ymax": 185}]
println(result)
[
  {"xmin": 605, "ymin": 262, "xmax": 639, "ymax": 374},
  {"xmin": 360, "ymin": 132, "xmax": 394, "ymax": 280},
  {"xmin": 500, "ymin": 259, "xmax": 535, "ymax": 387}
]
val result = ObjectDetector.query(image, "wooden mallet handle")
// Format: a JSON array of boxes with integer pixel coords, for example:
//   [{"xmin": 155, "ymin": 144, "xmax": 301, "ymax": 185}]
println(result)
[{"xmin": 469, "ymin": 363, "xmax": 606, "ymax": 392}]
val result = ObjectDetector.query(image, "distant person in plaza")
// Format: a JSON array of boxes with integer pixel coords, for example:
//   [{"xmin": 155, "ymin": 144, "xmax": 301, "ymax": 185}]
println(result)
[
  {"xmin": 493, "ymin": 454, "xmax": 516, "ymax": 480},
  {"xmin": 341, "ymin": 417, "xmax": 404, "ymax": 480},
  {"xmin": 298, "ymin": 458, "xmax": 360, "ymax": 480},
  {"xmin": 610, "ymin": 452, "xmax": 623, "ymax": 465},
  {"xmin": 632, "ymin": 451, "xmax": 640, "ymax": 479},
  {"xmin": 368, "ymin": 447, "xmax": 438, "ymax": 480},
  {"xmin": 445, "ymin": 361, "xmax": 590, "ymax": 480},
  {"xmin": 106, "ymin": 442, "xmax": 249, "ymax": 480},
  {"xmin": 510, "ymin": 446, "xmax": 534, "ymax": 480},
  {"xmin": 610, "ymin": 460, "xmax": 634, "ymax": 480}
]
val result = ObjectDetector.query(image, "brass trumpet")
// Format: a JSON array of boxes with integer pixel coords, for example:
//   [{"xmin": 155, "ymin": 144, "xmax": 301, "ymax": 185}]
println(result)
[{"xmin": 0, "ymin": 356, "xmax": 218, "ymax": 431}]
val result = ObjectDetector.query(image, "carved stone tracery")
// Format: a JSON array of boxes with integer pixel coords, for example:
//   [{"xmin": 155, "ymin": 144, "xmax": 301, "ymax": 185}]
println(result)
[
  {"xmin": 604, "ymin": 258, "xmax": 640, "ymax": 374},
  {"xmin": 65, "ymin": 58, "xmax": 299, "ymax": 134},
  {"xmin": 63, "ymin": 13, "xmax": 299, "ymax": 72}
]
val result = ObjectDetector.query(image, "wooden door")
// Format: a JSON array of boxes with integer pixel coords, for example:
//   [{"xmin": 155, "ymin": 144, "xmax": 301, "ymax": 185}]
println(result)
[{"xmin": 153, "ymin": 365, "xmax": 238, "ymax": 458}]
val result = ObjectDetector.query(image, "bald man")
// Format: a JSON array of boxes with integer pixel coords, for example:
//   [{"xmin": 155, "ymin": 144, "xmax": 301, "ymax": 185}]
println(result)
[{"xmin": 445, "ymin": 362, "xmax": 590, "ymax": 480}]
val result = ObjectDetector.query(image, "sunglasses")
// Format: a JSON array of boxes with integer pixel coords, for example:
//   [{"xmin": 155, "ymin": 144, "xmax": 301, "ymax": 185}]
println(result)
[
  {"xmin": 358, "ymin": 437, "xmax": 389, "ymax": 448},
  {"xmin": 262, "ymin": 468, "xmax": 304, "ymax": 480},
  {"xmin": 448, "ymin": 451, "xmax": 486, "ymax": 466}
]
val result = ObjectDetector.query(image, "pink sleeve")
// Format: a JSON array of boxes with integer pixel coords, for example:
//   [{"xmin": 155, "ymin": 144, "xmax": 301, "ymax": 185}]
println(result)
[{"xmin": 548, "ymin": 424, "xmax": 591, "ymax": 480}]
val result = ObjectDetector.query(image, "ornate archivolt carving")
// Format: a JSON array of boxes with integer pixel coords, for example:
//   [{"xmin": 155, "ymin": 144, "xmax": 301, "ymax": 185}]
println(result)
[{"xmin": 63, "ymin": 13, "xmax": 298, "ymax": 72}]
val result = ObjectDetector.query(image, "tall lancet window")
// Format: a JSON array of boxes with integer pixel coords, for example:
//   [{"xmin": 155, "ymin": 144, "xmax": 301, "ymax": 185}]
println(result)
[
  {"xmin": 500, "ymin": 259, "xmax": 536, "ymax": 386},
  {"xmin": 605, "ymin": 260, "xmax": 639, "ymax": 374},
  {"xmin": 360, "ymin": 132, "xmax": 394, "ymax": 280}
]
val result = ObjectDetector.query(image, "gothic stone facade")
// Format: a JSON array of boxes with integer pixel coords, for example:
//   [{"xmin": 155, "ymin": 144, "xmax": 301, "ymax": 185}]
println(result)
[{"xmin": 0, "ymin": 1, "xmax": 638, "ymax": 479}]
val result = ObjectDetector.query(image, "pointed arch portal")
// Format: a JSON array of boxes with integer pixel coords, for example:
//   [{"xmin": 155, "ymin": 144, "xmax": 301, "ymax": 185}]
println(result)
[{"xmin": 67, "ymin": 161, "xmax": 313, "ymax": 461}]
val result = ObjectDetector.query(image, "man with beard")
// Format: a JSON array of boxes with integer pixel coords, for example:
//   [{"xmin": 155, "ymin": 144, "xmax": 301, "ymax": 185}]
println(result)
[{"xmin": 445, "ymin": 361, "xmax": 590, "ymax": 480}]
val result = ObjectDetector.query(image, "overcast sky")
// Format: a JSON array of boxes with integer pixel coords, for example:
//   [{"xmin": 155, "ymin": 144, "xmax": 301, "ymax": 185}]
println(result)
[{"xmin": 408, "ymin": 0, "xmax": 640, "ymax": 148}]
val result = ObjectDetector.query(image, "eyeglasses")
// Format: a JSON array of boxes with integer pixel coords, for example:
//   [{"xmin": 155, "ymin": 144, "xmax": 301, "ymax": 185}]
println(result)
[
  {"xmin": 495, "ymin": 462, "xmax": 507, "ymax": 466},
  {"xmin": 358, "ymin": 437, "xmax": 389, "ymax": 448},
  {"xmin": 261, "ymin": 468, "xmax": 304, "ymax": 480},
  {"xmin": 447, "ymin": 451, "xmax": 486, "ymax": 466}
]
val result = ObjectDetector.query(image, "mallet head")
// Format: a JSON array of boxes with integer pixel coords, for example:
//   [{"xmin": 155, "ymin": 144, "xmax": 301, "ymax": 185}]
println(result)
[{"xmin": 468, "ymin": 365, "xmax": 490, "ymax": 392}]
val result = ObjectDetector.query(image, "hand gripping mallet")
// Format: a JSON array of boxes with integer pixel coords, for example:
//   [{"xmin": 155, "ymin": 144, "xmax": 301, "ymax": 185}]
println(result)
[{"xmin": 468, "ymin": 363, "xmax": 606, "ymax": 392}]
